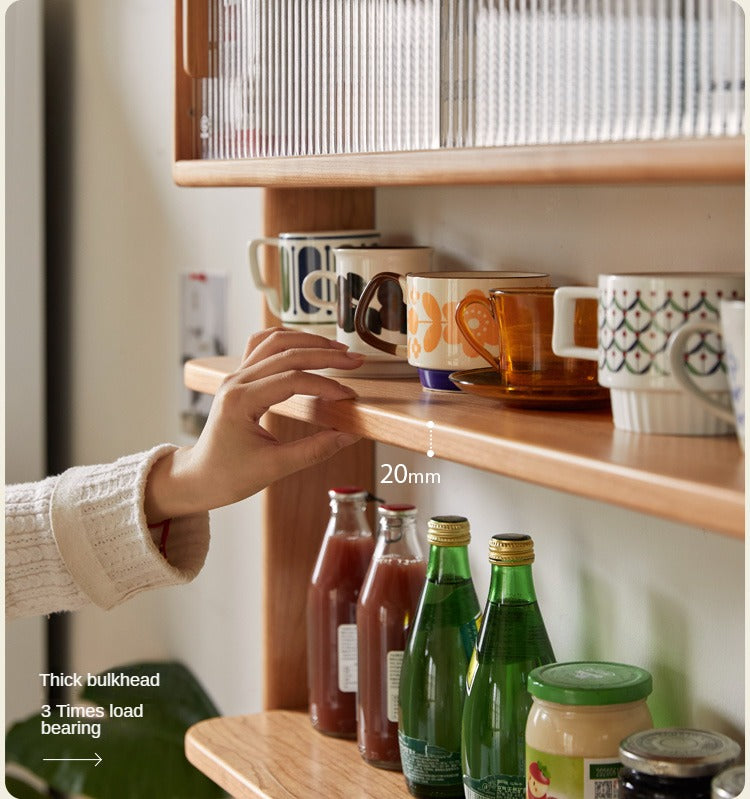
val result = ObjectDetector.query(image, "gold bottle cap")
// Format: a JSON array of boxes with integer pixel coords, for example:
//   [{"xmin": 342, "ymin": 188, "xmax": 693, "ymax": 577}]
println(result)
[
  {"xmin": 489, "ymin": 534, "xmax": 535, "ymax": 565},
  {"xmin": 427, "ymin": 515, "xmax": 471, "ymax": 546}
]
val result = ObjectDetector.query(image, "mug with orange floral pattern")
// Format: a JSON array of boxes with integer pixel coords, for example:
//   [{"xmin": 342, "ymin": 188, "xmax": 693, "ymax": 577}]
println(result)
[{"xmin": 355, "ymin": 271, "xmax": 549, "ymax": 390}]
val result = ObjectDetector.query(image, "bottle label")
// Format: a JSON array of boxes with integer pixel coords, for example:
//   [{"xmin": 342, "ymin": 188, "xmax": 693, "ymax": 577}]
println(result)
[
  {"xmin": 525, "ymin": 745, "xmax": 621, "ymax": 799},
  {"xmin": 463, "ymin": 774, "xmax": 524, "ymax": 799},
  {"xmin": 398, "ymin": 730, "xmax": 462, "ymax": 788},
  {"xmin": 386, "ymin": 650, "xmax": 403, "ymax": 723},
  {"xmin": 459, "ymin": 612, "xmax": 481, "ymax": 660},
  {"xmin": 337, "ymin": 624, "xmax": 357, "ymax": 692}
]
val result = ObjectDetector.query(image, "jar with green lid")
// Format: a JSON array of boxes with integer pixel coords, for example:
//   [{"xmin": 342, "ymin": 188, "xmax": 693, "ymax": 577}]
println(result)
[
  {"xmin": 525, "ymin": 661, "xmax": 653, "ymax": 799},
  {"xmin": 619, "ymin": 728, "xmax": 741, "ymax": 799}
]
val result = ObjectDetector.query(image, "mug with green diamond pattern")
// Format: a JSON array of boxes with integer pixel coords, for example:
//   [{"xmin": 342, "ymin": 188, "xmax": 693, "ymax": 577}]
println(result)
[{"xmin": 551, "ymin": 272, "xmax": 744, "ymax": 435}]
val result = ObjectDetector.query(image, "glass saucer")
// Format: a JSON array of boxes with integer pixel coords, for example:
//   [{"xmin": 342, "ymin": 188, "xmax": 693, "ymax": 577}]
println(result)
[{"xmin": 449, "ymin": 368, "xmax": 611, "ymax": 410}]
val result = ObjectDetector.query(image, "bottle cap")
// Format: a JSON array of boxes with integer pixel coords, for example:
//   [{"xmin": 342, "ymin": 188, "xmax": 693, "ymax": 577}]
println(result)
[
  {"xmin": 379, "ymin": 504, "xmax": 417, "ymax": 516},
  {"xmin": 619, "ymin": 729, "xmax": 741, "ymax": 779},
  {"xmin": 427, "ymin": 515, "xmax": 470, "ymax": 546},
  {"xmin": 489, "ymin": 533, "xmax": 534, "ymax": 565},
  {"xmin": 528, "ymin": 661, "xmax": 652, "ymax": 706},
  {"xmin": 328, "ymin": 487, "xmax": 367, "ymax": 500}
]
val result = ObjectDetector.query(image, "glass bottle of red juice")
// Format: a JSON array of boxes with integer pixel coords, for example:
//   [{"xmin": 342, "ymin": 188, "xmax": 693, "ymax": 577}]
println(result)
[
  {"xmin": 307, "ymin": 487, "xmax": 374, "ymax": 738},
  {"xmin": 357, "ymin": 504, "xmax": 426, "ymax": 770}
]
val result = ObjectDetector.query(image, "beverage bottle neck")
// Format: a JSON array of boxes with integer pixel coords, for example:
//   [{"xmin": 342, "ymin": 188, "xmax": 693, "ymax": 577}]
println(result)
[
  {"xmin": 488, "ymin": 562, "xmax": 537, "ymax": 604},
  {"xmin": 328, "ymin": 495, "xmax": 370, "ymax": 538},
  {"xmin": 426, "ymin": 543, "xmax": 472, "ymax": 583},
  {"xmin": 375, "ymin": 510, "xmax": 423, "ymax": 560}
]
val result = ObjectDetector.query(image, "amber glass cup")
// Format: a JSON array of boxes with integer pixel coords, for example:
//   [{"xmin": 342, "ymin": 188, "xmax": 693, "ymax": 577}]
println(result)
[{"xmin": 455, "ymin": 287, "xmax": 598, "ymax": 395}]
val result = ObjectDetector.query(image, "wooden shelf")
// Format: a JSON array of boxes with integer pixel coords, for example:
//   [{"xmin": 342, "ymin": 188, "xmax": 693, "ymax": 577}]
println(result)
[
  {"xmin": 173, "ymin": 137, "xmax": 744, "ymax": 188},
  {"xmin": 184, "ymin": 356, "xmax": 745, "ymax": 538},
  {"xmin": 186, "ymin": 710, "xmax": 406, "ymax": 799}
]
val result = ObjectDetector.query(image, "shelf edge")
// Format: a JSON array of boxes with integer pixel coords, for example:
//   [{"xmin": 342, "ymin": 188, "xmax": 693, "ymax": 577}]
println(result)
[
  {"xmin": 184, "ymin": 357, "xmax": 744, "ymax": 538},
  {"xmin": 174, "ymin": 137, "xmax": 745, "ymax": 188}
]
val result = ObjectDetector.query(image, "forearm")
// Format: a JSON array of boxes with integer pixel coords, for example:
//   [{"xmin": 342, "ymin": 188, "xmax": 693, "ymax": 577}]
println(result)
[
  {"xmin": 5, "ymin": 446, "xmax": 210, "ymax": 620},
  {"xmin": 143, "ymin": 446, "xmax": 205, "ymax": 524}
]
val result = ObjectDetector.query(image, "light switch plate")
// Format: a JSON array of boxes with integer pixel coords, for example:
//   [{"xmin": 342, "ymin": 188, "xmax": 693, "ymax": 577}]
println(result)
[{"xmin": 180, "ymin": 272, "xmax": 228, "ymax": 436}]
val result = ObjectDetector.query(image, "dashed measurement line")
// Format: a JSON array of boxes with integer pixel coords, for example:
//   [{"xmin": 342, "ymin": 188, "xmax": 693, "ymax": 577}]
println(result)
[{"xmin": 427, "ymin": 420, "xmax": 435, "ymax": 458}]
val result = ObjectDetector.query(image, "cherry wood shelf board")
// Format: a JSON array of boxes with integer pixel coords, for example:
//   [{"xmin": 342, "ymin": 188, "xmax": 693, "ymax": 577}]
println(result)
[
  {"xmin": 173, "ymin": 137, "xmax": 744, "ymax": 188},
  {"xmin": 184, "ymin": 356, "xmax": 745, "ymax": 538},
  {"xmin": 186, "ymin": 710, "xmax": 406, "ymax": 799}
]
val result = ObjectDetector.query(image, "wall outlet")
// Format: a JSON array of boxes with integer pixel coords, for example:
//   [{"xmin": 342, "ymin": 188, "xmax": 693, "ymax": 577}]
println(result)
[{"xmin": 180, "ymin": 272, "xmax": 228, "ymax": 437}]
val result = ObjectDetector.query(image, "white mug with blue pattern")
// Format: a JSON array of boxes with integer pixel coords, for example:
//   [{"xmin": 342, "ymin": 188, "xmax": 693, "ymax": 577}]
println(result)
[{"xmin": 248, "ymin": 230, "xmax": 380, "ymax": 326}]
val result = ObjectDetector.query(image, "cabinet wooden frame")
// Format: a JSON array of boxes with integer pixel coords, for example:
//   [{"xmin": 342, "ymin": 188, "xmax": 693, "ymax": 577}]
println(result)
[{"xmin": 173, "ymin": 2, "xmax": 744, "ymax": 188}]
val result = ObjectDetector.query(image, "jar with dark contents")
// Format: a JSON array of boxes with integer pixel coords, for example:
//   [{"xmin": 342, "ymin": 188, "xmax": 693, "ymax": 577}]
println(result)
[{"xmin": 619, "ymin": 728, "xmax": 741, "ymax": 799}]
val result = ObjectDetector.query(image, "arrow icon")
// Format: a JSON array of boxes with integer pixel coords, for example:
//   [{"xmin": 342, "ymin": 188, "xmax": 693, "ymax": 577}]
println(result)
[{"xmin": 43, "ymin": 753, "xmax": 102, "ymax": 767}]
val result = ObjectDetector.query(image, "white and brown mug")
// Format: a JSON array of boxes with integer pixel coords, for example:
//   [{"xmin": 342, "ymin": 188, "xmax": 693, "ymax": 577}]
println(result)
[{"xmin": 302, "ymin": 246, "xmax": 433, "ymax": 357}]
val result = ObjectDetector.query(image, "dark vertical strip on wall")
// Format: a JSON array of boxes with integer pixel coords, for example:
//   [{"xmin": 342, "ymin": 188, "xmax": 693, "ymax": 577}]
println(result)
[{"xmin": 43, "ymin": 4, "xmax": 75, "ymax": 796}]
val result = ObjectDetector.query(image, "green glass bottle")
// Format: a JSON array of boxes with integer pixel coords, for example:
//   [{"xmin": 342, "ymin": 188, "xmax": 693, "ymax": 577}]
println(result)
[
  {"xmin": 398, "ymin": 516, "xmax": 481, "ymax": 799},
  {"xmin": 461, "ymin": 534, "xmax": 555, "ymax": 799}
]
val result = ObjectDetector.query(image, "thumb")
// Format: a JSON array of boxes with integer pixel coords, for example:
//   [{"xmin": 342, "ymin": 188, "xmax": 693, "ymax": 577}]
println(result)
[{"xmin": 266, "ymin": 430, "xmax": 362, "ymax": 482}]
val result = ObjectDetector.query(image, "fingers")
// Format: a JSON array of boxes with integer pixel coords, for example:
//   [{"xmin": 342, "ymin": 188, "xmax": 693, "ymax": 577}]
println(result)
[
  {"xmin": 221, "ymin": 369, "xmax": 357, "ymax": 421},
  {"xmin": 241, "ymin": 328, "xmax": 348, "ymax": 367},
  {"xmin": 264, "ymin": 429, "xmax": 363, "ymax": 483},
  {"xmin": 237, "ymin": 347, "xmax": 365, "ymax": 382},
  {"xmin": 241, "ymin": 327, "xmax": 280, "ymax": 362}
]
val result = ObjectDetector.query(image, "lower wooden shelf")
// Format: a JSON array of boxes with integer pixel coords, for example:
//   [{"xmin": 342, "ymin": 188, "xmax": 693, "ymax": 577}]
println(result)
[
  {"xmin": 185, "ymin": 710, "xmax": 407, "ymax": 798},
  {"xmin": 184, "ymin": 356, "xmax": 744, "ymax": 538}
]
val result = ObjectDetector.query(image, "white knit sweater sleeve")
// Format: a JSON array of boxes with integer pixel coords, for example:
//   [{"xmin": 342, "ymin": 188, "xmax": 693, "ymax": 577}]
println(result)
[{"xmin": 5, "ymin": 444, "xmax": 210, "ymax": 620}]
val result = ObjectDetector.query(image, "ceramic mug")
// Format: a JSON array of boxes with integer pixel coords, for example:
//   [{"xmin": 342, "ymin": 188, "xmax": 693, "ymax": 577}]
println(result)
[
  {"xmin": 355, "ymin": 270, "xmax": 550, "ymax": 390},
  {"xmin": 248, "ymin": 229, "xmax": 380, "ymax": 326},
  {"xmin": 301, "ymin": 247, "xmax": 433, "ymax": 357},
  {"xmin": 667, "ymin": 299, "xmax": 745, "ymax": 450},
  {"xmin": 455, "ymin": 287, "xmax": 600, "ymax": 396},
  {"xmin": 552, "ymin": 272, "xmax": 744, "ymax": 434}
]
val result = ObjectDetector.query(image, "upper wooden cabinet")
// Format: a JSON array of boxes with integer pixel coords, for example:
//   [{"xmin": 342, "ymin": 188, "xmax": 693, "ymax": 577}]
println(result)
[{"xmin": 174, "ymin": 0, "xmax": 745, "ymax": 188}]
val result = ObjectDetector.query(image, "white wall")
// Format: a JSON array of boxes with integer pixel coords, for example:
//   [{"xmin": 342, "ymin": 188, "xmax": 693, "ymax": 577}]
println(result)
[
  {"xmin": 7, "ymin": 0, "xmax": 743, "ymax": 748},
  {"xmin": 42, "ymin": 0, "xmax": 266, "ymax": 717}
]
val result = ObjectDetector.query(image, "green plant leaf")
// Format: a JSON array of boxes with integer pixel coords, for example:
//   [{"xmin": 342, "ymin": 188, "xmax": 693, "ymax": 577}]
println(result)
[
  {"xmin": 6, "ymin": 661, "xmax": 226, "ymax": 799},
  {"xmin": 5, "ymin": 775, "xmax": 50, "ymax": 799}
]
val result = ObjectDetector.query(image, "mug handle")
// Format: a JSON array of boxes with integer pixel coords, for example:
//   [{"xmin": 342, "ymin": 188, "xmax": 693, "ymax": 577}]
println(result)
[
  {"xmin": 301, "ymin": 270, "xmax": 338, "ymax": 309},
  {"xmin": 354, "ymin": 272, "xmax": 408, "ymax": 358},
  {"xmin": 667, "ymin": 321, "xmax": 735, "ymax": 424},
  {"xmin": 552, "ymin": 286, "xmax": 599, "ymax": 360},
  {"xmin": 248, "ymin": 237, "xmax": 281, "ymax": 317},
  {"xmin": 455, "ymin": 295, "xmax": 498, "ymax": 369}
]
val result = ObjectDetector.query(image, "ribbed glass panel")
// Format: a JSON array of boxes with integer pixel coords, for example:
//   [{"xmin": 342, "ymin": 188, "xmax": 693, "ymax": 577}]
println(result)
[{"xmin": 198, "ymin": 0, "xmax": 744, "ymax": 158}]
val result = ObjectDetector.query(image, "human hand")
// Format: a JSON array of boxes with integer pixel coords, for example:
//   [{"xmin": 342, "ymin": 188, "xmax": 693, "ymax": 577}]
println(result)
[{"xmin": 145, "ymin": 328, "xmax": 365, "ymax": 523}]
